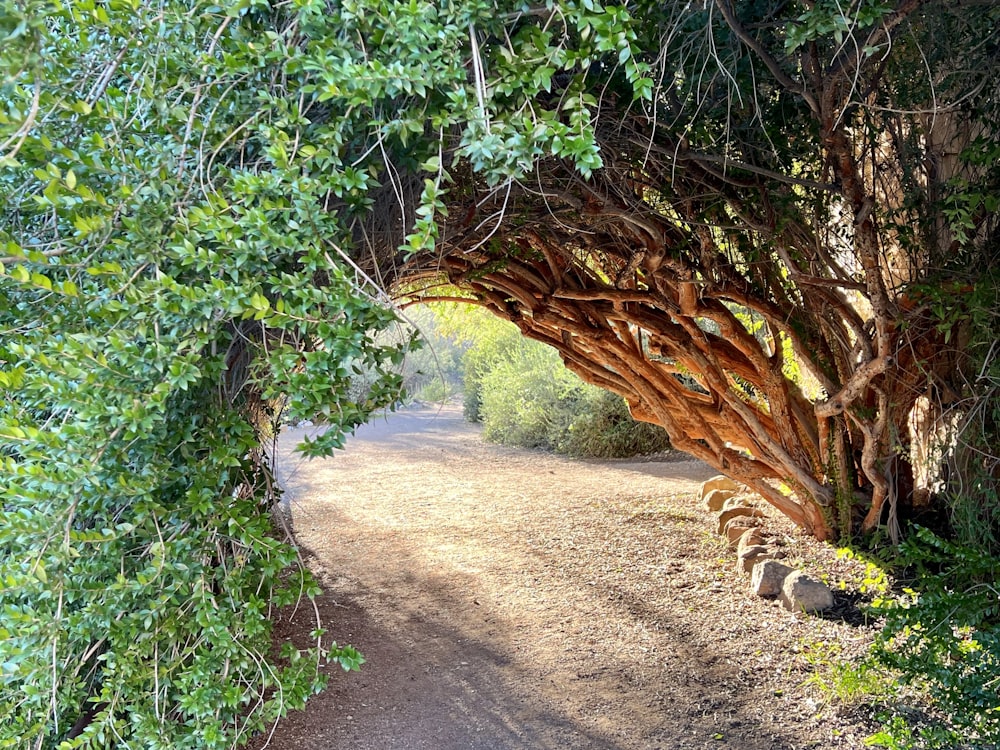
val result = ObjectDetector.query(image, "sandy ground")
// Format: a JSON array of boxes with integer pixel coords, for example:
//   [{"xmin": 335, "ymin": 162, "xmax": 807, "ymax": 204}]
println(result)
[{"xmin": 250, "ymin": 404, "xmax": 878, "ymax": 750}]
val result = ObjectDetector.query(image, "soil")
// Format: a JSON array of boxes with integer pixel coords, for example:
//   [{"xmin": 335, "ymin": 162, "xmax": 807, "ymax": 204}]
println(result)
[{"xmin": 250, "ymin": 403, "xmax": 881, "ymax": 750}]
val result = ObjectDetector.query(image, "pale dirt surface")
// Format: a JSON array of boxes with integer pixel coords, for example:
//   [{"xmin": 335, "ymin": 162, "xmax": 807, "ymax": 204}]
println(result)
[{"xmin": 250, "ymin": 404, "xmax": 880, "ymax": 750}]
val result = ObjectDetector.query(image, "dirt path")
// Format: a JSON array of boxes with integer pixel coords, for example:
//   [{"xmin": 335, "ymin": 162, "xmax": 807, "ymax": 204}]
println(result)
[{"xmin": 252, "ymin": 404, "xmax": 875, "ymax": 750}]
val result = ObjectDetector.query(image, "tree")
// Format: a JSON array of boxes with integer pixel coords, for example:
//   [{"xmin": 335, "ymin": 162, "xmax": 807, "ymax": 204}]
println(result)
[{"xmin": 385, "ymin": 1, "xmax": 1000, "ymax": 541}]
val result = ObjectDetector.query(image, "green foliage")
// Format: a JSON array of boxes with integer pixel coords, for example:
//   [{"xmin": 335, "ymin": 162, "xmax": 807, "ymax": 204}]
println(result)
[
  {"xmin": 859, "ymin": 528, "xmax": 1000, "ymax": 748},
  {"xmin": 429, "ymin": 304, "xmax": 526, "ymax": 423},
  {"xmin": 0, "ymin": 1, "xmax": 407, "ymax": 746},
  {"xmin": 450, "ymin": 311, "xmax": 670, "ymax": 457},
  {"xmin": 1, "ymin": 0, "xmax": 655, "ymax": 744},
  {"xmin": 804, "ymin": 528, "xmax": 1000, "ymax": 750},
  {"xmin": 784, "ymin": 0, "xmax": 893, "ymax": 53},
  {"xmin": 560, "ymin": 389, "xmax": 673, "ymax": 459},
  {"xmin": 800, "ymin": 640, "xmax": 895, "ymax": 710},
  {"xmin": 477, "ymin": 333, "xmax": 585, "ymax": 449}
]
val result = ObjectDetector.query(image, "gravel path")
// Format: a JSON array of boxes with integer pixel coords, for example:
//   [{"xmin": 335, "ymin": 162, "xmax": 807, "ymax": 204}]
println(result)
[{"xmin": 250, "ymin": 404, "xmax": 877, "ymax": 750}]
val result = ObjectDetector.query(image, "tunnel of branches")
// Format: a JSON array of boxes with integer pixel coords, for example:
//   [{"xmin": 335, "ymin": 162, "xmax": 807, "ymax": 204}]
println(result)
[{"xmin": 328, "ymin": 5, "xmax": 999, "ymax": 543}]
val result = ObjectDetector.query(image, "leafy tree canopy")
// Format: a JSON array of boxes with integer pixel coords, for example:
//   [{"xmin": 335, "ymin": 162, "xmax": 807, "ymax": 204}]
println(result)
[{"xmin": 0, "ymin": 0, "xmax": 646, "ymax": 745}]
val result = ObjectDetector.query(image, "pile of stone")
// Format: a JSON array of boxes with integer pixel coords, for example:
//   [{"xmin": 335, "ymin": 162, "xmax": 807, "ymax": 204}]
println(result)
[{"xmin": 701, "ymin": 476, "xmax": 834, "ymax": 614}]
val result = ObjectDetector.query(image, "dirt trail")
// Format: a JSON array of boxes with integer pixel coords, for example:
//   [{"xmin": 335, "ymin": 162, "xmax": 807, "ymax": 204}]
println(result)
[{"xmin": 252, "ymin": 404, "xmax": 874, "ymax": 750}]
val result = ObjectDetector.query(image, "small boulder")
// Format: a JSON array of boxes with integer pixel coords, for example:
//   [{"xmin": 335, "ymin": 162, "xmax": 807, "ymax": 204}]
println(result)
[
  {"xmin": 722, "ymin": 495, "xmax": 752, "ymax": 511},
  {"xmin": 737, "ymin": 545, "xmax": 772, "ymax": 574},
  {"xmin": 716, "ymin": 506, "xmax": 765, "ymax": 535},
  {"xmin": 736, "ymin": 528, "xmax": 766, "ymax": 554},
  {"xmin": 700, "ymin": 475, "xmax": 740, "ymax": 502},
  {"xmin": 703, "ymin": 487, "xmax": 736, "ymax": 512},
  {"xmin": 751, "ymin": 560, "xmax": 793, "ymax": 597},
  {"xmin": 724, "ymin": 517, "xmax": 763, "ymax": 548},
  {"xmin": 780, "ymin": 571, "xmax": 834, "ymax": 613}
]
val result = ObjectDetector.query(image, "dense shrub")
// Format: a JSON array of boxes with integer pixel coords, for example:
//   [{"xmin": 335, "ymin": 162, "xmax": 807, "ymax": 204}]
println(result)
[
  {"xmin": 561, "ymin": 389, "xmax": 673, "ymax": 458},
  {"xmin": 477, "ymin": 336, "xmax": 584, "ymax": 450},
  {"xmin": 456, "ymin": 313, "xmax": 671, "ymax": 458},
  {"xmin": 0, "ymin": 3, "xmax": 404, "ymax": 746}
]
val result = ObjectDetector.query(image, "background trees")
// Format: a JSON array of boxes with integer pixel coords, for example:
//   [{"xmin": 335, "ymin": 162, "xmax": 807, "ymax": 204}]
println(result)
[{"xmin": 409, "ymin": 303, "xmax": 672, "ymax": 456}]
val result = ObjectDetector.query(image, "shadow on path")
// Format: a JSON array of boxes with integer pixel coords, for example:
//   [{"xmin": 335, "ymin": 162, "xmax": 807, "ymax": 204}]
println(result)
[{"xmin": 251, "ymin": 405, "xmax": 846, "ymax": 750}]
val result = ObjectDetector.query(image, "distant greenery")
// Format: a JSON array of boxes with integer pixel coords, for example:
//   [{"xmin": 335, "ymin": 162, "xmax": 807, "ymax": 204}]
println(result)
[
  {"xmin": 398, "ymin": 306, "xmax": 466, "ymax": 403},
  {"xmin": 426, "ymin": 304, "xmax": 671, "ymax": 458}
]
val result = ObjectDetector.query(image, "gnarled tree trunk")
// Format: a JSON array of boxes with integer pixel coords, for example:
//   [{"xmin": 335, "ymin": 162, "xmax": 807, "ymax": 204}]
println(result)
[{"xmin": 373, "ymin": 1, "xmax": 995, "ymax": 541}]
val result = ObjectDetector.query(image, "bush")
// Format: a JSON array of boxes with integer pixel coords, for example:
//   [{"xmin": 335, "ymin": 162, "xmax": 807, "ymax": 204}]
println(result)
[
  {"xmin": 862, "ymin": 527, "xmax": 1000, "ymax": 749},
  {"xmin": 561, "ymin": 389, "xmax": 672, "ymax": 458},
  {"xmin": 464, "ymin": 315, "xmax": 671, "ymax": 457},
  {"xmin": 0, "ymin": 4, "xmax": 404, "ymax": 746},
  {"xmin": 477, "ymin": 338, "xmax": 584, "ymax": 449},
  {"xmin": 413, "ymin": 301, "xmax": 671, "ymax": 456}
]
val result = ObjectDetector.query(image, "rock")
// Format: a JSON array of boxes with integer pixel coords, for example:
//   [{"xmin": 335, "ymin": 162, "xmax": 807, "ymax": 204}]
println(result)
[
  {"xmin": 780, "ymin": 571, "xmax": 835, "ymax": 613},
  {"xmin": 724, "ymin": 517, "xmax": 763, "ymax": 548},
  {"xmin": 751, "ymin": 560, "xmax": 794, "ymax": 597},
  {"xmin": 737, "ymin": 545, "xmax": 772, "ymax": 574},
  {"xmin": 722, "ymin": 495, "xmax": 752, "ymax": 511},
  {"xmin": 703, "ymin": 487, "xmax": 736, "ymax": 512},
  {"xmin": 700, "ymin": 475, "xmax": 740, "ymax": 503},
  {"xmin": 716, "ymin": 506, "xmax": 765, "ymax": 535},
  {"xmin": 736, "ymin": 528, "xmax": 766, "ymax": 554}
]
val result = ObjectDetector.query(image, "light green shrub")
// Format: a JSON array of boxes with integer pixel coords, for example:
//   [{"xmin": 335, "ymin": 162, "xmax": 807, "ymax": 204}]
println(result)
[
  {"xmin": 478, "ymin": 339, "xmax": 585, "ymax": 449},
  {"xmin": 460, "ymin": 313, "xmax": 671, "ymax": 457},
  {"xmin": 864, "ymin": 527, "xmax": 1000, "ymax": 749}
]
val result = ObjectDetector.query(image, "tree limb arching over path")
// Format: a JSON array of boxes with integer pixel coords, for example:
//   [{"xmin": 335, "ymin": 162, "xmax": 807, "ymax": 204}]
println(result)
[{"xmin": 251, "ymin": 405, "xmax": 875, "ymax": 750}]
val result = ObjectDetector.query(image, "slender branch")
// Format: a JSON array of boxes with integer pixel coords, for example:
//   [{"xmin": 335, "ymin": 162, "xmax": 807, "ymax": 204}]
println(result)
[
  {"xmin": 714, "ymin": 0, "xmax": 821, "ymax": 114},
  {"xmin": 0, "ymin": 75, "xmax": 42, "ymax": 162},
  {"xmin": 553, "ymin": 289, "xmax": 653, "ymax": 303},
  {"xmin": 0, "ymin": 247, "xmax": 69, "ymax": 265},
  {"xmin": 685, "ymin": 152, "xmax": 839, "ymax": 193}
]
